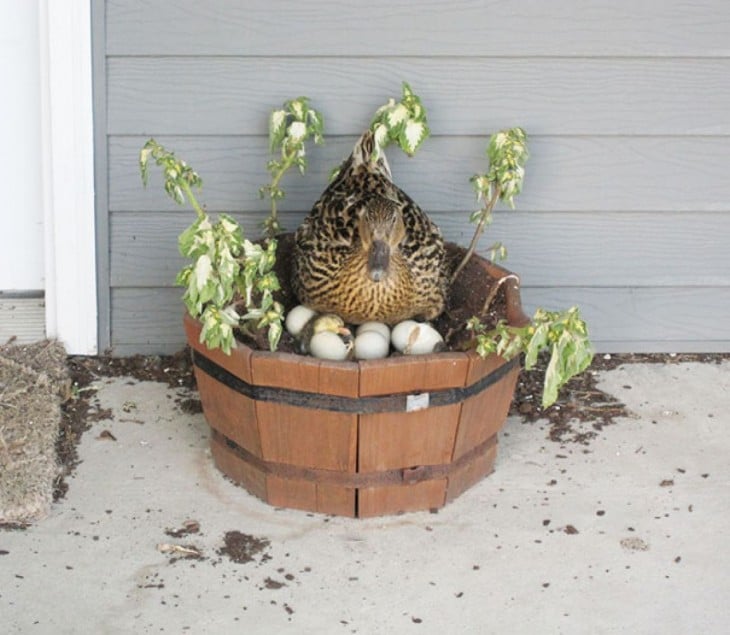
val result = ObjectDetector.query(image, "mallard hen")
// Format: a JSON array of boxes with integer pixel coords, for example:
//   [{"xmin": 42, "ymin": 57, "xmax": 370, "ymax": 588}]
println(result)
[{"xmin": 291, "ymin": 131, "xmax": 447, "ymax": 325}]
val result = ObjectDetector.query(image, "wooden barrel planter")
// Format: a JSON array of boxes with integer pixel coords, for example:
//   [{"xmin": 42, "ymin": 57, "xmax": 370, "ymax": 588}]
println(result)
[{"xmin": 184, "ymin": 237, "xmax": 529, "ymax": 517}]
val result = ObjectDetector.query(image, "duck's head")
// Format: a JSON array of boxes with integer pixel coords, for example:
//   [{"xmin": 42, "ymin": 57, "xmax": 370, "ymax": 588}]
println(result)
[{"xmin": 358, "ymin": 197, "xmax": 406, "ymax": 283}]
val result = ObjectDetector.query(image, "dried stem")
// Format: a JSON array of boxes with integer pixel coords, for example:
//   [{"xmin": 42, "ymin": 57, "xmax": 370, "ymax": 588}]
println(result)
[
  {"xmin": 450, "ymin": 184, "xmax": 501, "ymax": 285},
  {"xmin": 481, "ymin": 273, "xmax": 520, "ymax": 316}
]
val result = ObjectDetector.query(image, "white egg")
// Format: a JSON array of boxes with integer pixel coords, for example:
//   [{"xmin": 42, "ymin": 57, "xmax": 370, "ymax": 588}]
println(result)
[
  {"xmin": 309, "ymin": 331, "xmax": 350, "ymax": 361},
  {"xmin": 406, "ymin": 323, "xmax": 444, "ymax": 355},
  {"xmin": 391, "ymin": 320, "xmax": 444, "ymax": 355},
  {"xmin": 390, "ymin": 320, "xmax": 420, "ymax": 352},
  {"xmin": 285, "ymin": 305, "xmax": 317, "ymax": 337},
  {"xmin": 356, "ymin": 321, "xmax": 391, "ymax": 341},
  {"xmin": 354, "ymin": 330, "xmax": 390, "ymax": 360}
]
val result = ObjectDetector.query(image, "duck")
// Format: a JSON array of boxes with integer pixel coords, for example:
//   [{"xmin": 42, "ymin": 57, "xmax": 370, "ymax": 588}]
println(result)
[{"xmin": 291, "ymin": 130, "xmax": 448, "ymax": 325}]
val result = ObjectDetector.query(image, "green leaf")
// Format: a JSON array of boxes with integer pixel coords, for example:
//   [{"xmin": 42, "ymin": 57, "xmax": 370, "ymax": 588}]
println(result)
[
  {"xmin": 269, "ymin": 109, "xmax": 287, "ymax": 152},
  {"xmin": 469, "ymin": 209, "xmax": 484, "ymax": 224},
  {"xmin": 139, "ymin": 146, "xmax": 153, "ymax": 186},
  {"xmin": 401, "ymin": 120, "xmax": 427, "ymax": 156},
  {"xmin": 267, "ymin": 320, "xmax": 283, "ymax": 352},
  {"xmin": 542, "ymin": 345, "xmax": 561, "ymax": 408},
  {"xmin": 387, "ymin": 103, "xmax": 409, "ymax": 129},
  {"xmin": 193, "ymin": 254, "xmax": 213, "ymax": 290}
]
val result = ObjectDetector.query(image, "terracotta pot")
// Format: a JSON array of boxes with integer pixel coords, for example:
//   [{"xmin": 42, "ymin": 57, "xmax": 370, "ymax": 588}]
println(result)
[{"xmin": 185, "ymin": 239, "xmax": 529, "ymax": 517}]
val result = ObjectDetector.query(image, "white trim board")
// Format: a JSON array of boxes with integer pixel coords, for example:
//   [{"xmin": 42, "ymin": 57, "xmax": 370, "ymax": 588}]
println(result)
[{"xmin": 39, "ymin": 0, "xmax": 98, "ymax": 354}]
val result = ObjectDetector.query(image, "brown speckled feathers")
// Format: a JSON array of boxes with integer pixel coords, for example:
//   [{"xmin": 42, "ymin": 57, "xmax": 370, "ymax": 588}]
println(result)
[{"xmin": 292, "ymin": 131, "xmax": 447, "ymax": 325}]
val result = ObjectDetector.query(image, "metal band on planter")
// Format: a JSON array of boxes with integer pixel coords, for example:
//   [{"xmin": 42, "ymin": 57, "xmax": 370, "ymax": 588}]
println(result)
[
  {"xmin": 212, "ymin": 428, "xmax": 497, "ymax": 488},
  {"xmin": 192, "ymin": 349, "xmax": 520, "ymax": 415}
]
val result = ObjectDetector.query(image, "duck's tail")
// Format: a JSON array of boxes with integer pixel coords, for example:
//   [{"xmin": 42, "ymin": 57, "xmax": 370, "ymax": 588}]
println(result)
[{"xmin": 351, "ymin": 130, "xmax": 392, "ymax": 180}]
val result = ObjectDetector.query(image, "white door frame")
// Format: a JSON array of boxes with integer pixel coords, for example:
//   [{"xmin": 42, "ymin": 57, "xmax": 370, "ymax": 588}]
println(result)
[{"xmin": 38, "ymin": 0, "xmax": 98, "ymax": 355}]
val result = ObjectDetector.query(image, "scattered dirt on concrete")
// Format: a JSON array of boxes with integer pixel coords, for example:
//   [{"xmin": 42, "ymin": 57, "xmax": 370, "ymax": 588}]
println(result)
[
  {"xmin": 510, "ymin": 352, "xmax": 729, "ymax": 445},
  {"xmin": 56, "ymin": 351, "xmax": 198, "ymax": 502},
  {"xmin": 164, "ymin": 519, "xmax": 201, "ymax": 539},
  {"xmin": 217, "ymin": 530, "xmax": 271, "ymax": 565}
]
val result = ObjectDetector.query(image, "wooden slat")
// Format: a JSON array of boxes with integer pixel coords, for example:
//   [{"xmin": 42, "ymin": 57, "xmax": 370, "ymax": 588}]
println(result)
[
  {"xmin": 110, "ymin": 287, "xmax": 730, "ymax": 354},
  {"xmin": 250, "ymin": 352, "xmax": 358, "ymax": 473},
  {"xmin": 110, "ymin": 211, "xmax": 730, "ymax": 288},
  {"xmin": 358, "ymin": 480, "xmax": 447, "ymax": 518},
  {"xmin": 210, "ymin": 434, "xmax": 268, "ymax": 503},
  {"xmin": 106, "ymin": 0, "xmax": 730, "ymax": 57},
  {"xmin": 254, "ymin": 402, "xmax": 357, "ymax": 469},
  {"xmin": 251, "ymin": 351, "xmax": 359, "ymax": 397},
  {"xmin": 453, "ymin": 356, "xmax": 519, "ymax": 461},
  {"xmin": 194, "ymin": 371, "xmax": 261, "ymax": 457},
  {"xmin": 109, "ymin": 135, "xmax": 730, "ymax": 215},
  {"xmin": 358, "ymin": 354, "xmax": 469, "ymax": 397},
  {"xmin": 359, "ymin": 405, "xmax": 461, "ymax": 472},
  {"xmin": 446, "ymin": 438, "xmax": 498, "ymax": 504},
  {"xmin": 107, "ymin": 57, "xmax": 730, "ymax": 136},
  {"xmin": 264, "ymin": 475, "xmax": 356, "ymax": 517}
]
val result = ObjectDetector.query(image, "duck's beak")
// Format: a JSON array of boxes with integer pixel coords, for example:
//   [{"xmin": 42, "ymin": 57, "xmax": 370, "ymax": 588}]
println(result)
[{"xmin": 368, "ymin": 240, "xmax": 390, "ymax": 282}]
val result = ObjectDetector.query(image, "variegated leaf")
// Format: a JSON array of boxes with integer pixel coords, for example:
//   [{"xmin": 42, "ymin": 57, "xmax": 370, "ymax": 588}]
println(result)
[
  {"xmin": 386, "ymin": 104, "xmax": 409, "ymax": 129},
  {"xmin": 193, "ymin": 254, "xmax": 213, "ymax": 290},
  {"xmin": 269, "ymin": 109, "xmax": 287, "ymax": 150},
  {"xmin": 402, "ymin": 120, "xmax": 427, "ymax": 155}
]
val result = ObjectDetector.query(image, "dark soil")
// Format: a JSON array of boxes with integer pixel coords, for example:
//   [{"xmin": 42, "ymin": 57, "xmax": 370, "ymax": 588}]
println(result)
[
  {"xmin": 217, "ymin": 530, "xmax": 271, "ymax": 565},
  {"xmin": 511, "ymin": 352, "xmax": 730, "ymax": 444}
]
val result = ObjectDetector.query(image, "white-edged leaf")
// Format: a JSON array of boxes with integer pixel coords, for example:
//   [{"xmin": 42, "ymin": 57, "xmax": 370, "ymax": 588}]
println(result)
[
  {"xmin": 372, "ymin": 98, "xmax": 396, "ymax": 121},
  {"xmin": 289, "ymin": 98, "xmax": 305, "ymax": 120},
  {"xmin": 403, "ymin": 120, "xmax": 426, "ymax": 154},
  {"xmin": 287, "ymin": 121, "xmax": 307, "ymax": 142},
  {"xmin": 269, "ymin": 110, "xmax": 286, "ymax": 146},
  {"xmin": 387, "ymin": 104, "xmax": 409, "ymax": 129},
  {"xmin": 542, "ymin": 347, "xmax": 561, "ymax": 408},
  {"xmin": 193, "ymin": 254, "xmax": 213, "ymax": 290}
]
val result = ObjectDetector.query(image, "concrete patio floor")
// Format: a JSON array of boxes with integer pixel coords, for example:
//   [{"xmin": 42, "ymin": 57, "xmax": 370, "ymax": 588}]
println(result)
[{"xmin": 2, "ymin": 359, "xmax": 729, "ymax": 634}]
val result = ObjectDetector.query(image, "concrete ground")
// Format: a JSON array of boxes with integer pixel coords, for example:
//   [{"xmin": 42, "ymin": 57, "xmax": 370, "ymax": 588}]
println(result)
[{"xmin": 2, "ymin": 359, "xmax": 729, "ymax": 634}]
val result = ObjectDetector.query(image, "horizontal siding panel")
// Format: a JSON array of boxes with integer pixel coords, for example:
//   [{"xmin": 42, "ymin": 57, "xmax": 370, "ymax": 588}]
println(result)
[
  {"xmin": 110, "ymin": 212, "xmax": 730, "ymax": 288},
  {"xmin": 111, "ymin": 288, "xmax": 185, "ymax": 354},
  {"xmin": 523, "ymin": 287, "xmax": 730, "ymax": 352},
  {"xmin": 110, "ymin": 287, "xmax": 730, "ymax": 355},
  {"xmin": 110, "ymin": 135, "xmax": 730, "ymax": 214},
  {"xmin": 107, "ymin": 57, "xmax": 730, "ymax": 136},
  {"xmin": 0, "ymin": 298, "xmax": 46, "ymax": 344},
  {"xmin": 107, "ymin": 0, "xmax": 730, "ymax": 57}
]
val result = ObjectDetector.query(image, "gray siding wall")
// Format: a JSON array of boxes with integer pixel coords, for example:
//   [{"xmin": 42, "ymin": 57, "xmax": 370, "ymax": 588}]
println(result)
[{"xmin": 98, "ymin": 0, "xmax": 730, "ymax": 355}]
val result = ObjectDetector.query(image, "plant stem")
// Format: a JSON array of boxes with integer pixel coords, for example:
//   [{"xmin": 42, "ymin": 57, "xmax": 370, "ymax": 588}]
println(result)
[
  {"xmin": 266, "ymin": 148, "xmax": 297, "ymax": 232},
  {"xmin": 450, "ymin": 184, "xmax": 501, "ymax": 284},
  {"xmin": 180, "ymin": 180, "xmax": 206, "ymax": 220}
]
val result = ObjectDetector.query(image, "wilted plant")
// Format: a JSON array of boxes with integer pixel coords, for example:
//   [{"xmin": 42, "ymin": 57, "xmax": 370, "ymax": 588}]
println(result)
[
  {"xmin": 260, "ymin": 97, "xmax": 324, "ymax": 238},
  {"xmin": 139, "ymin": 97, "xmax": 325, "ymax": 353}
]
